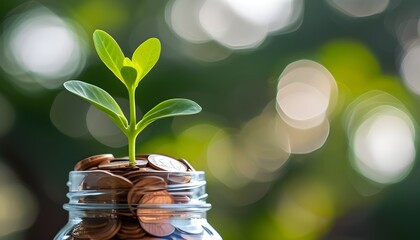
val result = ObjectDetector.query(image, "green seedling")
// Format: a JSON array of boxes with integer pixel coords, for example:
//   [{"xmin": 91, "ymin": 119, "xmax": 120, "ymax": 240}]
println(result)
[{"xmin": 64, "ymin": 30, "xmax": 201, "ymax": 166}]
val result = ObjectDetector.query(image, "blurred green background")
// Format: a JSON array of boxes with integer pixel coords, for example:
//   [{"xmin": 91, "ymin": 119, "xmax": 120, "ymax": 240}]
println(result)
[{"xmin": 1, "ymin": 0, "xmax": 420, "ymax": 239}]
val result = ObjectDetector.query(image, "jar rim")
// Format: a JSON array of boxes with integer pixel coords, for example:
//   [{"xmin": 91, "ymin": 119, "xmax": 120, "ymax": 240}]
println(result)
[{"xmin": 63, "ymin": 203, "xmax": 212, "ymax": 211}]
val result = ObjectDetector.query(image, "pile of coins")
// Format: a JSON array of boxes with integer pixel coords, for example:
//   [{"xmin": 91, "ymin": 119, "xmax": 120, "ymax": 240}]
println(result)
[{"xmin": 68, "ymin": 153, "xmax": 214, "ymax": 240}]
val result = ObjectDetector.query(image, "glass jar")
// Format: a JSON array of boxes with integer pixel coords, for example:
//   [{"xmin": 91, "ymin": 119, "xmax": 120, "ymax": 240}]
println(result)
[{"xmin": 54, "ymin": 170, "xmax": 222, "ymax": 240}]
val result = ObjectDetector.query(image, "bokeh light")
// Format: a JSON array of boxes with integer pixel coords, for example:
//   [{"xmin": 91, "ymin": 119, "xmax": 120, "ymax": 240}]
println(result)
[
  {"xmin": 207, "ymin": 130, "xmax": 251, "ymax": 189},
  {"xmin": 0, "ymin": 161, "xmax": 38, "ymax": 238},
  {"xmin": 275, "ymin": 60, "xmax": 337, "ymax": 154},
  {"xmin": 166, "ymin": 0, "xmax": 210, "ymax": 44},
  {"xmin": 2, "ymin": 1, "xmax": 420, "ymax": 239},
  {"xmin": 400, "ymin": 40, "xmax": 420, "ymax": 95},
  {"xmin": 206, "ymin": 129, "xmax": 275, "ymax": 206},
  {"xmin": 239, "ymin": 111, "xmax": 290, "ymax": 178},
  {"xmin": 50, "ymin": 91, "xmax": 89, "ymax": 138},
  {"xmin": 165, "ymin": 0, "xmax": 303, "ymax": 51},
  {"xmin": 278, "ymin": 115, "xmax": 331, "ymax": 154},
  {"xmin": 222, "ymin": 0, "xmax": 303, "ymax": 33},
  {"xmin": 273, "ymin": 178, "xmax": 335, "ymax": 239},
  {"xmin": 206, "ymin": 104, "xmax": 291, "ymax": 189},
  {"xmin": 0, "ymin": 4, "xmax": 87, "ymax": 92},
  {"xmin": 276, "ymin": 60, "xmax": 338, "ymax": 129},
  {"xmin": 345, "ymin": 91, "xmax": 416, "ymax": 184},
  {"xmin": 199, "ymin": 0, "xmax": 267, "ymax": 50},
  {"xmin": 86, "ymin": 98, "xmax": 131, "ymax": 148},
  {"xmin": 327, "ymin": 0, "xmax": 390, "ymax": 18}
]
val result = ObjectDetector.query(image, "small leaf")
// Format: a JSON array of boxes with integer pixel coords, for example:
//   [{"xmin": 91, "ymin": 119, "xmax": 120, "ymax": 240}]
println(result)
[
  {"xmin": 136, "ymin": 98, "xmax": 201, "ymax": 133},
  {"xmin": 121, "ymin": 66, "xmax": 137, "ymax": 88},
  {"xmin": 93, "ymin": 30, "xmax": 125, "ymax": 83},
  {"xmin": 64, "ymin": 80, "xmax": 128, "ymax": 130},
  {"xmin": 132, "ymin": 38, "xmax": 161, "ymax": 85}
]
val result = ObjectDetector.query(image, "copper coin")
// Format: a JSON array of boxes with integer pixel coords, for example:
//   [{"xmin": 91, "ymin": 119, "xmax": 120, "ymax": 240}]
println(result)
[
  {"xmin": 99, "ymin": 159, "xmax": 148, "ymax": 169},
  {"xmin": 82, "ymin": 170, "xmax": 133, "ymax": 190},
  {"xmin": 106, "ymin": 218, "xmax": 122, "ymax": 240},
  {"xmin": 81, "ymin": 218, "xmax": 109, "ymax": 229},
  {"xmin": 139, "ymin": 190, "xmax": 174, "ymax": 205},
  {"xmin": 139, "ymin": 167, "xmax": 160, "ymax": 172},
  {"xmin": 117, "ymin": 219, "xmax": 146, "ymax": 239},
  {"xmin": 74, "ymin": 154, "xmax": 114, "ymax": 171},
  {"xmin": 122, "ymin": 170, "xmax": 143, "ymax": 181},
  {"xmin": 81, "ymin": 170, "xmax": 112, "ymax": 190},
  {"xmin": 98, "ymin": 160, "xmax": 131, "ymax": 169},
  {"xmin": 137, "ymin": 190, "xmax": 174, "ymax": 224},
  {"xmin": 109, "ymin": 169, "xmax": 135, "ymax": 176},
  {"xmin": 141, "ymin": 236, "xmax": 173, "ymax": 240},
  {"xmin": 117, "ymin": 209, "xmax": 134, "ymax": 217},
  {"xmin": 135, "ymin": 153, "xmax": 150, "ymax": 160},
  {"xmin": 148, "ymin": 154, "xmax": 188, "ymax": 172},
  {"xmin": 126, "ymin": 170, "xmax": 166, "ymax": 186},
  {"xmin": 127, "ymin": 176, "xmax": 167, "ymax": 205},
  {"xmin": 172, "ymin": 195, "xmax": 190, "ymax": 204},
  {"xmin": 79, "ymin": 194, "xmax": 116, "ymax": 204},
  {"xmin": 139, "ymin": 222, "xmax": 175, "ymax": 237},
  {"xmin": 97, "ymin": 175, "xmax": 133, "ymax": 190},
  {"xmin": 72, "ymin": 218, "xmax": 121, "ymax": 240}
]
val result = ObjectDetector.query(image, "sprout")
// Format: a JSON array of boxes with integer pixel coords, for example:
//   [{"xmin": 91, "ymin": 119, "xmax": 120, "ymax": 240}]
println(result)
[{"xmin": 64, "ymin": 30, "xmax": 201, "ymax": 166}]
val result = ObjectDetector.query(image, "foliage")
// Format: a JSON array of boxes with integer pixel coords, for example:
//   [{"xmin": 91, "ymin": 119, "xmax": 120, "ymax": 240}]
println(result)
[{"xmin": 64, "ymin": 30, "xmax": 201, "ymax": 165}]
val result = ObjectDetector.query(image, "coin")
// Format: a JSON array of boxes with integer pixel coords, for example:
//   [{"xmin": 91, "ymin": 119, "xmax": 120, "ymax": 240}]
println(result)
[
  {"xmin": 116, "ymin": 209, "xmax": 133, "ymax": 217},
  {"xmin": 135, "ymin": 154, "xmax": 150, "ymax": 160},
  {"xmin": 139, "ymin": 190, "xmax": 174, "ymax": 206},
  {"xmin": 79, "ymin": 193, "xmax": 115, "ymax": 204},
  {"xmin": 148, "ymin": 154, "xmax": 188, "ymax": 172},
  {"xmin": 137, "ymin": 190, "xmax": 174, "ymax": 226},
  {"xmin": 82, "ymin": 170, "xmax": 133, "ymax": 190},
  {"xmin": 122, "ymin": 170, "xmax": 144, "ymax": 183},
  {"xmin": 141, "ymin": 236, "xmax": 174, "ymax": 240},
  {"xmin": 172, "ymin": 195, "xmax": 191, "ymax": 204},
  {"xmin": 74, "ymin": 154, "xmax": 114, "ymax": 171},
  {"xmin": 117, "ymin": 219, "xmax": 147, "ymax": 239},
  {"xmin": 127, "ymin": 176, "xmax": 168, "ymax": 215},
  {"xmin": 135, "ymin": 159, "xmax": 149, "ymax": 168},
  {"xmin": 139, "ymin": 222, "xmax": 175, "ymax": 237},
  {"xmin": 99, "ymin": 159, "xmax": 149, "ymax": 170},
  {"xmin": 98, "ymin": 160, "xmax": 130, "ymax": 169},
  {"xmin": 80, "ymin": 218, "xmax": 109, "ymax": 229},
  {"xmin": 72, "ymin": 218, "xmax": 121, "ymax": 240},
  {"xmin": 97, "ymin": 175, "xmax": 133, "ymax": 190},
  {"xmin": 127, "ymin": 176, "xmax": 167, "ymax": 204},
  {"xmin": 178, "ymin": 158, "xmax": 196, "ymax": 172},
  {"xmin": 167, "ymin": 173, "xmax": 192, "ymax": 184},
  {"xmin": 71, "ymin": 153, "xmax": 204, "ymax": 240}
]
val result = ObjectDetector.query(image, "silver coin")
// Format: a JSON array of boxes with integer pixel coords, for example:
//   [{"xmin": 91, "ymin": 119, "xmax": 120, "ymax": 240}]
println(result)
[{"xmin": 148, "ymin": 154, "xmax": 188, "ymax": 172}]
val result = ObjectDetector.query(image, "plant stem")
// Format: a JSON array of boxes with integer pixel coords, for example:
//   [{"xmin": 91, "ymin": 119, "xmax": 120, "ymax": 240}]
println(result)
[{"xmin": 128, "ymin": 87, "xmax": 137, "ymax": 166}]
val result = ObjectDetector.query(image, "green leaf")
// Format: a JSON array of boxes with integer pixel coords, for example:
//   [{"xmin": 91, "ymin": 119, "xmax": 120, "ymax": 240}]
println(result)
[
  {"xmin": 132, "ymin": 38, "xmax": 161, "ymax": 85},
  {"xmin": 64, "ymin": 80, "xmax": 128, "ymax": 130},
  {"xmin": 136, "ymin": 98, "xmax": 201, "ymax": 132},
  {"xmin": 121, "ymin": 66, "xmax": 137, "ymax": 88},
  {"xmin": 93, "ymin": 30, "xmax": 125, "ymax": 83}
]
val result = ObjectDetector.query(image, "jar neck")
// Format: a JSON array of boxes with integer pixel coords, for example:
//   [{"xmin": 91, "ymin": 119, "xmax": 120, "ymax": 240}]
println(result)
[{"xmin": 64, "ymin": 170, "xmax": 211, "ymax": 215}]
